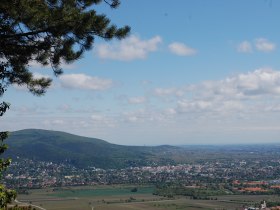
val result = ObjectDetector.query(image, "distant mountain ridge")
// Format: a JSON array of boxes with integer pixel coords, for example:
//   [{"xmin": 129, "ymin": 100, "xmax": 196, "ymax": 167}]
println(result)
[{"xmin": 5, "ymin": 129, "xmax": 179, "ymax": 169}]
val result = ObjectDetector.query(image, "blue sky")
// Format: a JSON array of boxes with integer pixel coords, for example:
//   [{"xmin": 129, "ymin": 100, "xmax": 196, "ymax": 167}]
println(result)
[{"xmin": 2, "ymin": 0, "xmax": 280, "ymax": 145}]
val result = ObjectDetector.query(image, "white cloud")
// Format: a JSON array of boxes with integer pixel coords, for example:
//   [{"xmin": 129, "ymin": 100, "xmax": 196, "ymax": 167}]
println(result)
[
  {"xmin": 128, "ymin": 96, "xmax": 147, "ymax": 104},
  {"xmin": 5, "ymin": 67, "xmax": 280, "ymax": 145},
  {"xmin": 230, "ymin": 68, "xmax": 280, "ymax": 95},
  {"xmin": 192, "ymin": 68, "xmax": 280, "ymax": 99},
  {"xmin": 168, "ymin": 42, "xmax": 197, "ymax": 56},
  {"xmin": 154, "ymin": 88, "xmax": 184, "ymax": 97},
  {"xmin": 152, "ymin": 68, "xmax": 280, "ymax": 117},
  {"xmin": 236, "ymin": 38, "xmax": 276, "ymax": 53},
  {"xmin": 237, "ymin": 41, "xmax": 252, "ymax": 53},
  {"xmin": 60, "ymin": 74, "xmax": 113, "ymax": 90},
  {"xmin": 96, "ymin": 35, "xmax": 162, "ymax": 61},
  {"xmin": 91, "ymin": 114, "xmax": 116, "ymax": 128},
  {"xmin": 164, "ymin": 108, "xmax": 177, "ymax": 115},
  {"xmin": 255, "ymin": 38, "xmax": 276, "ymax": 52},
  {"xmin": 176, "ymin": 99, "xmax": 244, "ymax": 114},
  {"xmin": 177, "ymin": 100, "xmax": 212, "ymax": 112},
  {"xmin": 121, "ymin": 109, "xmax": 167, "ymax": 124}
]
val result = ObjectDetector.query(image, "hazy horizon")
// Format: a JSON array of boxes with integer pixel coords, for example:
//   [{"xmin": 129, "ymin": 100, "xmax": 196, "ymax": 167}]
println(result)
[{"xmin": 10, "ymin": 128, "xmax": 280, "ymax": 147}]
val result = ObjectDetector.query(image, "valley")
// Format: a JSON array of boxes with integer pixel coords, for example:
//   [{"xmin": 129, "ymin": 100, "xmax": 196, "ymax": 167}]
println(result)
[{"xmin": 4, "ymin": 129, "xmax": 280, "ymax": 209}]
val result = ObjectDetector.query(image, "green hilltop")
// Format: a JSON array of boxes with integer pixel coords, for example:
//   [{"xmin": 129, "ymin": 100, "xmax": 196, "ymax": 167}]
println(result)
[
  {"xmin": 5, "ymin": 129, "xmax": 280, "ymax": 169},
  {"xmin": 5, "ymin": 129, "xmax": 179, "ymax": 169}
]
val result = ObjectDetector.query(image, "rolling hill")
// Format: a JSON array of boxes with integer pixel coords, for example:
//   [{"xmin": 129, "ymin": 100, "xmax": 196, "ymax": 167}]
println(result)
[{"xmin": 5, "ymin": 129, "xmax": 180, "ymax": 169}]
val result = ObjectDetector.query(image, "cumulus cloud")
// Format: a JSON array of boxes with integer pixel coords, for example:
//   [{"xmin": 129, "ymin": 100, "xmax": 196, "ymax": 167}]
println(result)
[
  {"xmin": 176, "ymin": 99, "xmax": 244, "ymax": 114},
  {"xmin": 190, "ymin": 68, "xmax": 280, "ymax": 100},
  {"xmin": 227, "ymin": 69, "xmax": 280, "ymax": 96},
  {"xmin": 153, "ymin": 68, "xmax": 280, "ymax": 116},
  {"xmin": 177, "ymin": 100, "xmax": 212, "ymax": 112},
  {"xmin": 96, "ymin": 35, "xmax": 162, "ymax": 61},
  {"xmin": 237, "ymin": 41, "xmax": 252, "ymax": 53},
  {"xmin": 154, "ymin": 88, "xmax": 185, "ymax": 97},
  {"xmin": 121, "ymin": 109, "xmax": 167, "ymax": 124},
  {"xmin": 254, "ymin": 38, "xmax": 276, "ymax": 52},
  {"xmin": 91, "ymin": 114, "xmax": 116, "ymax": 128},
  {"xmin": 59, "ymin": 74, "xmax": 113, "ymax": 90},
  {"xmin": 237, "ymin": 38, "xmax": 276, "ymax": 53},
  {"xmin": 6, "ymin": 67, "xmax": 280, "ymax": 145},
  {"xmin": 185, "ymin": 69, "xmax": 280, "ymax": 99},
  {"xmin": 128, "ymin": 96, "xmax": 147, "ymax": 104},
  {"xmin": 168, "ymin": 42, "xmax": 197, "ymax": 56}
]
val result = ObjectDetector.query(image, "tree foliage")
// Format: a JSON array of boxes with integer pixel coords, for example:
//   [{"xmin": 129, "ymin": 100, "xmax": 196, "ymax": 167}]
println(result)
[
  {"xmin": 0, "ymin": 0, "xmax": 130, "ymax": 95},
  {"xmin": 0, "ymin": 0, "xmax": 130, "ymax": 208},
  {"xmin": 0, "ymin": 100, "xmax": 16, "ymax": 209},
  {"xmin": 0, "ymin": 79, "xmax": 16, "ymax": 209}
]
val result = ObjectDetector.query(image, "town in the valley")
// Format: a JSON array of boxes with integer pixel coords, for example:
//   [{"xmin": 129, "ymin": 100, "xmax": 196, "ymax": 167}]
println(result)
[{"xmin": 4, "ymin": 152, "xmax": 280, "ymax": 209}]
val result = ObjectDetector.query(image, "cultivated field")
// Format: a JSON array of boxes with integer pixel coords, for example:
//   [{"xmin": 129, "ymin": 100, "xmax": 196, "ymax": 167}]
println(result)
[{"xmin": 15, "ymin": 185, "xmax": 280, "ymax": 210}]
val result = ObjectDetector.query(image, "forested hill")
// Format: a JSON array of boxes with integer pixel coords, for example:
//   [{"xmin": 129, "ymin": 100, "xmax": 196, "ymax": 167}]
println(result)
[{"xmin": 5, "ymin": 129, "xmax": 180, "ymax": 169}]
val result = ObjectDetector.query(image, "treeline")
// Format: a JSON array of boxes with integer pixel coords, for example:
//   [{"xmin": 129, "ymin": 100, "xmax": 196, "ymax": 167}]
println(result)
[
  {"xmin": 266, "ymin": 201, "xmax": 280, "ymax": 207},
  {"xmin": 8, "ymin": 205, "xmax": 35, "ymax": 210},
  {"xmin": 153, "ymin": 183, "xmax": 225, "ymax": 200}
]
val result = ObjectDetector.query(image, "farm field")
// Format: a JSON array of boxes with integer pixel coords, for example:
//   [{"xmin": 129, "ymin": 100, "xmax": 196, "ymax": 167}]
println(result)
[{"xmin": 15, "ymin": 185, "xmax": 280, "ymax": 210}]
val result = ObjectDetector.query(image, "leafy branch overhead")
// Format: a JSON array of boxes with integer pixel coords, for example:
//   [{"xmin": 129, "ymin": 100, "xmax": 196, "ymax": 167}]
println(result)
[{"xmin": 0, "ymin": 0, "xmax": 130, "ymax": 96}]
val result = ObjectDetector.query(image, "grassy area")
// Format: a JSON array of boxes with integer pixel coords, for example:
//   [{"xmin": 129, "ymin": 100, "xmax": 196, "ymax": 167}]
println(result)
[
  {"xmin": 16, "ymin": 185, "xmax": 280, "ymax": 210},
  {"xmin": 50, "ymin": 185, "xmax": 155, "ymax": 197}
]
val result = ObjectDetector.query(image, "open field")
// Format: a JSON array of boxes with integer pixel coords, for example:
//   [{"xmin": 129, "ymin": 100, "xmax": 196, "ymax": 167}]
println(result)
[{"xmin": 15, "ymin": 185, "xmax": 280, "ymax": 210}]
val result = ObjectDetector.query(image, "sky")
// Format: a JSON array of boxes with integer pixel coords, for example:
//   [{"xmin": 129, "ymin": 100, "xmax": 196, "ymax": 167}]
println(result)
[{"xmin": 2, "ymin": 0, "xmax": 280, "ymax": 145}]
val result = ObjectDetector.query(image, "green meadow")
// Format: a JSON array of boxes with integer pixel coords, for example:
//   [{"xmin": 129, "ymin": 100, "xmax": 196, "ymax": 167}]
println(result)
[
  {"xmin": 50, "ymin": 185, "xmax": 155, "ymax": 197},
  {"xmin": 15, "ymin": 185, "xmax": 280, "ymax": 210}
]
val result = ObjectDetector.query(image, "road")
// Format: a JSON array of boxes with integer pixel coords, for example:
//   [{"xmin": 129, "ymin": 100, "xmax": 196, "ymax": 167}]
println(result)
[{"xmin": 15, "ymin": 199, "xmax": 47, "ymax": 210}]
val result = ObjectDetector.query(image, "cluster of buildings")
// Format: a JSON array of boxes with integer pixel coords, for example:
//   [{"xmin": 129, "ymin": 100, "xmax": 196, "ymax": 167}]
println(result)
[
  {"xmin": 3, "ymin": 156, "xmax": 280, "ymax": 193},
  {"xmin": 244, "ymin": 201, "xmax": 280, "ymax": 210}
]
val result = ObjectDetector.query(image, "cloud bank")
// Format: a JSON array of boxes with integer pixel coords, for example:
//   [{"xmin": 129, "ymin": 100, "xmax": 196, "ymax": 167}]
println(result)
[
  {"xmin": 96, "ymin": 35, "xmax": 162, "ymax": 61},
  {"xmin": 168, "ymin": 42, "xmax": 197, "ymax": 56},
  {"xmin": 59, "ymin": 74, "xmax": 113, "ymax": 90},
  {"xmin": 237, "ymin": 38, "xmax": 276, "ymax": 53}
]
